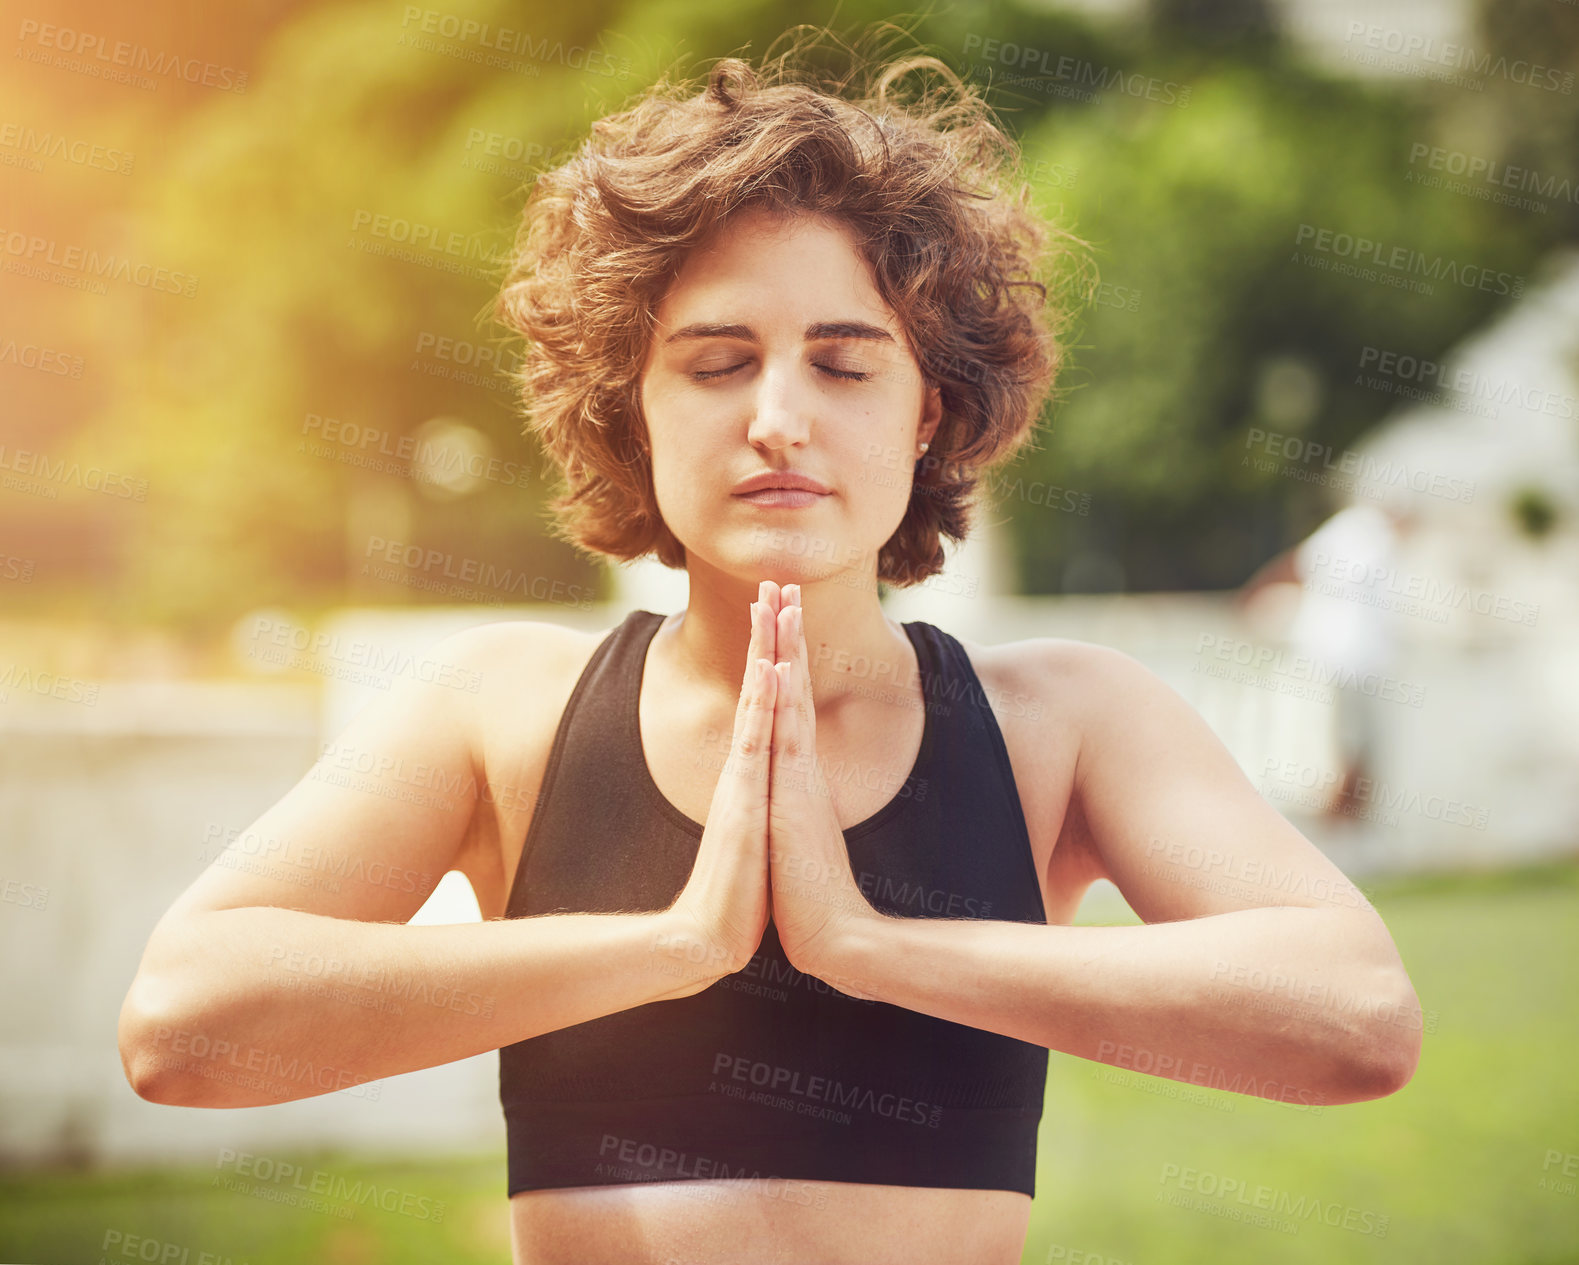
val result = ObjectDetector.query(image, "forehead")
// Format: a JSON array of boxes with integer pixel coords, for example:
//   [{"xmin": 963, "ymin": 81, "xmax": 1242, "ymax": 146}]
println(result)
[{"xmin": 656, "ymin": 207, "xmax": 892, "ymax": 325}]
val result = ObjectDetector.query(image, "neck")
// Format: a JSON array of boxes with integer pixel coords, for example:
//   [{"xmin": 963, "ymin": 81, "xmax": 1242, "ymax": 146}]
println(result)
[{"xmin": 652, "ymin": 558, "xmax": 915, "ymax": 718}]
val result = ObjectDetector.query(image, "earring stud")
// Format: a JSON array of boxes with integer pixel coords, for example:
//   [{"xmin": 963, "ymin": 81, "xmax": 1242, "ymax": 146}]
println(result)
[{"xmin": 918, "ymin": 442, "xmax": 929, "ymax": 454}]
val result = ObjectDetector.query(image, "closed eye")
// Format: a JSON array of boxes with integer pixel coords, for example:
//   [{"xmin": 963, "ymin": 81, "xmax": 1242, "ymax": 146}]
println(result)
[{"xmin": 690, "ymin": 363, "xmax": 872, "ymax": 383}]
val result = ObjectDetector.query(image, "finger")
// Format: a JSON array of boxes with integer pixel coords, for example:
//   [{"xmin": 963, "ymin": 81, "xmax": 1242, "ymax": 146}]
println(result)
[
  {"xmin": 736, "ymin": 601, "xmax": 760, "ymax": 712},
  {"xmin": 725, "ymin": 653, "xmax": 776, "ymax": 802},
  {"xmin": 772, "ymin": 623, "xmax": 818, "ymax": 801},
  {"xmin": 778, "ymin": 599, "xmax": 816, "ymax": 745},
  {"xmin": 726, "ymin": 595, "xmax": 775, "ymax": 780},
  {"xmin": 748, "ymin": 591, "xmax": 773, "ymax": 677},
  {"xmin": 771, "ymin": 656, "xmax": 802, "ymax": 795}
]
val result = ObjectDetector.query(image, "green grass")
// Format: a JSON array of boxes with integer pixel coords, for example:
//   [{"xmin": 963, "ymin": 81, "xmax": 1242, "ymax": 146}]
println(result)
[
  {"xmin": 2, "ymin": 860, "xmax": 1576, "ymax": 1264},
  {"xmin": 1028, "ymin": 857, "xmax": 1579, "ymax": 1265}
]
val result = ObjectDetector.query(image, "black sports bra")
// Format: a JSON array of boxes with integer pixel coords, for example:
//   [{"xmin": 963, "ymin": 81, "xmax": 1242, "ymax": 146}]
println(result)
[{"xmin": 497, "ymin": 609, "xmax": 1050, "ymax": 1195}]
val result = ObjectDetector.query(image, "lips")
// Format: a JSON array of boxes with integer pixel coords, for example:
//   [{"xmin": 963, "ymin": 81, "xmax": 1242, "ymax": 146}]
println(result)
[
  {"xmin": 730, "ymin": 470, "xmax": 832, "ymax": 497},
  {"xmin": 734, "ymin": 487, "xmax": 826, "ymax": 508}
]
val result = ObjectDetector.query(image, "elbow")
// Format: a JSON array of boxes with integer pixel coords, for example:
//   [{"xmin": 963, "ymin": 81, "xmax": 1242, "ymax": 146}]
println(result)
[
  {"xmin": 118, "ymin": 976, "xmax": 202, "ymax": 1107},
  {"xmin": 123, "ymin": 1046, "xmax": 179, "ymax": 1106},
  {"xmin": 1337, "ymin": 973, "xmax": 1424, "ymax": 1102}
]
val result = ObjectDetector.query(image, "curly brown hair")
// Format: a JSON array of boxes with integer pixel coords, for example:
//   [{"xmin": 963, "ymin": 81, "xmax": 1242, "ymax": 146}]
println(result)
[{"xmin": 494, "ymin": 26, "xmax": 1088, "ymax": 586}]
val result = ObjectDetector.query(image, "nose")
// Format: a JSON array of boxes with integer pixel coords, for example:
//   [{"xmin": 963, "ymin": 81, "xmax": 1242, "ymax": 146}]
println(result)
[{"xmin": 745, "ymin": 358, "xmax": 813, "ymax": 453}]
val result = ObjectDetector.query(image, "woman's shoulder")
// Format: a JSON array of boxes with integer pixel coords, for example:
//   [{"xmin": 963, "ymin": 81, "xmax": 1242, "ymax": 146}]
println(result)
[
  {"xmin": 944, "ymin": 627, "xmax": 1135, "ymax": 710},
  {"xmin": 943, "ymin": 627, "xmax": 1179, "ymax": 767},
  {"xmin": 427, "ymin": 615, "xmax": 620, "ymax": 747},
  {"xmin": 954, "ymin": 626, "xmax": 1220, "ymax": 774}
]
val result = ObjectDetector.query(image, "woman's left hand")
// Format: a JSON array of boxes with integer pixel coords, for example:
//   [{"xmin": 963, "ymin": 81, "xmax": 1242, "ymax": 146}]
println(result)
[{"xmin": 767, "ymin": 585, "xmax": 885, "ymax": 985}]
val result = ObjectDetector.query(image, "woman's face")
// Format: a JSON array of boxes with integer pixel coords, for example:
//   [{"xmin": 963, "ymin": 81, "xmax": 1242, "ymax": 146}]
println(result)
[{"xmin": 639, "ymin": 206, "xmax": 941, "ymax": 586}]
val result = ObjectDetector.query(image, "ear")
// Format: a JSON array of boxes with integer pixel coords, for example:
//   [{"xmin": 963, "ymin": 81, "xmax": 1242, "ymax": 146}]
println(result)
[{"xmin": 918, "ymin": 380, "xmax": 942, "ymax": 450}]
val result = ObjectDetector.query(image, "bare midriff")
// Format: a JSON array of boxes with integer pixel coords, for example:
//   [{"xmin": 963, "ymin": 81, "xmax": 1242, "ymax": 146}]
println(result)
[{"xmin": 508, "ymin": 1180, "xmax": 1031, "ymax": 1264}]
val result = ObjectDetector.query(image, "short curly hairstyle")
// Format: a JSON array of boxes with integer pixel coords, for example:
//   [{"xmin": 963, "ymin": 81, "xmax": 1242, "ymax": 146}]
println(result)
[{"xmin": 494, "ymin": 26, "xmax": 1086, "ymax": 586}]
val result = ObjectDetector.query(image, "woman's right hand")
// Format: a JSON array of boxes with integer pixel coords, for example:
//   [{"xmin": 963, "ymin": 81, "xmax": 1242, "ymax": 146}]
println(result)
[{"xmin": 666, "ymin": 581, "xmax": 781, "ymax": 983}]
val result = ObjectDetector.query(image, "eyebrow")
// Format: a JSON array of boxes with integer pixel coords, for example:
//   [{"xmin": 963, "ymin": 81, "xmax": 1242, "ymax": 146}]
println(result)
[{"xmin": 663, "ymin": 320, "xmax": 895, "ymax": 346}]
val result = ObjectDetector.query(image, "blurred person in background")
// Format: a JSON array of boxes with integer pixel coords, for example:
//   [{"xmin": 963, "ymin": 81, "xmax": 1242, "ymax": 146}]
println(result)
[{"xmin": 1241, "ymin": 488, "xmax": 1421, "ymax": 824}]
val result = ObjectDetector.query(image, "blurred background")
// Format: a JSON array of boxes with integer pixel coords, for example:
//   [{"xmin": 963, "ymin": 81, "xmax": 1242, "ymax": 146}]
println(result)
[{"xmin": 2, "ymin": 0, "xmax": 1577, "ymax": 1261}]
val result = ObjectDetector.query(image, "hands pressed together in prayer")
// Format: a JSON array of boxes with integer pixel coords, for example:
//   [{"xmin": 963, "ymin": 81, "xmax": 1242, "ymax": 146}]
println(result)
[{"xmin": 668, "ymin": 579, "xmax": 886, "ymax": 997}]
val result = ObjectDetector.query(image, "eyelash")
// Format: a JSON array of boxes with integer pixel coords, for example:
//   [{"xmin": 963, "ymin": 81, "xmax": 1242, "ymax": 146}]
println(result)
[{"xmin": 690, "ymin": 363, "xmax": 872, "ymax": 383}]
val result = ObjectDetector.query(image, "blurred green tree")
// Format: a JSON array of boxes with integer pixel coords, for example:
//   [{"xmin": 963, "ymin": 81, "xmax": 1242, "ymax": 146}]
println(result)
[{"xmin": 44, "ymin": 0, "xmax": 1574, "ymax": 633}]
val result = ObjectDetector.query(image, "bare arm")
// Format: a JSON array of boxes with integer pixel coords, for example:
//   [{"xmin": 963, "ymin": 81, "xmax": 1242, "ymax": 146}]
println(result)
[
  {"xmin": 1236, "ymin": 545, "xmax": 1300, "ymax": 609},
  {"xmin": 810, "ymin": 641, "xmax": 1423, "ymax": 1106},
  {"xmin": 117, "ymin": 622, "xmax": 723, "ymax": 1108}
]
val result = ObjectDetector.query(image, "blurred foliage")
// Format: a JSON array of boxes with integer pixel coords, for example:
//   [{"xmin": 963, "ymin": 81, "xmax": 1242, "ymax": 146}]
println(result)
[
  {"xmin": 1509, "ymin": 485, "xmax": 1558, "ymax": 539},
  {"xmin": 978, "ymin": 2, "xmax": 1578, "ymax": 591},
  {"xmin": 2, "ymin": 0, "xmax": 1576, "ymax": 632}
]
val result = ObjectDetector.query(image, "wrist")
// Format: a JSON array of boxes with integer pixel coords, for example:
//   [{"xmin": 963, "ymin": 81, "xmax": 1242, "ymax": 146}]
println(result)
[
  {"xmin": 804, "ymin": 910, "xmax": 894, "ymax": 1003},
  {"xmin": 650, "ymin": 906, "xmax": 737, "ymax": 990}
]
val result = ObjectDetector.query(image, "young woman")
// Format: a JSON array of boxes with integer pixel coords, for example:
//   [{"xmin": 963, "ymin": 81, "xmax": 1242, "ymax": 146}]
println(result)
[{"xmin": 118, "ymin": 41, "xmax": 1423, "ymax": 1265}]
